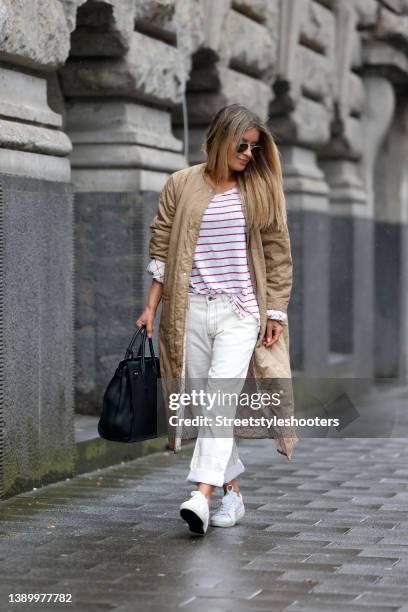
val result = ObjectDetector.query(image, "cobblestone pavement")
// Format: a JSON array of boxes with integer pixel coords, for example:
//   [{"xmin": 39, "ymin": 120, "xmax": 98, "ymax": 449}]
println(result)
[{"xmin": 1, "ymin": 422, "xmax": 408, "ymax": 610}]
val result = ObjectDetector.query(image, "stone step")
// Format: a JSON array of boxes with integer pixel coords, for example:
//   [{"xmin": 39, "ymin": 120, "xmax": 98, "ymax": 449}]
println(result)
[{"xmin": 74, "ymin": 414, "xmax": 170, "ymax": 475}]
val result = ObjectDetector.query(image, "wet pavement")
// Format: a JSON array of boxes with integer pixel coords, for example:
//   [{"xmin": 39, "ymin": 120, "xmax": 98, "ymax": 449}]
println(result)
[{"xmin": 1, "ymin": 389, "xmax": 408, "ymax": 611}]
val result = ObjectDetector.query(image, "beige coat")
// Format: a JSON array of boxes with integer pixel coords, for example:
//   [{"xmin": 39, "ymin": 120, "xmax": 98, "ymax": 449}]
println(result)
[{"xmin": 149, "ymin": 162, "xmax": 299, "ymax": 460}]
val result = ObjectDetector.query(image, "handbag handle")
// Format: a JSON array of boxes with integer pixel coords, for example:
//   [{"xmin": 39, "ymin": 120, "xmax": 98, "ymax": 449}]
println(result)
[
  {"xmin": 137, "ymin": 330, "xmax": 158, "ymax": 378},
  {"xmin": 126, "ymin": 325, "xmax": 158, "ymax": 378},
  {"xmin": 124, "ymin": 325, "xmax": 145, "ymax": 360},
  {"xmin": 136, "ymin": 334, "xmax": 157, "ymax": 360}
]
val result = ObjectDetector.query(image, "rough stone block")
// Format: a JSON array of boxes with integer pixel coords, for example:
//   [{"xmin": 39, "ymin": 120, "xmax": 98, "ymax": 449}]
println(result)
[
  {"xmin": 195, "ymin": 0, "xmax": 231, "ymax": 62},
  {"xmin": 299, "ymin": 0, "xmax": 336, "ymax": 57},
  {"xmin": 58, "ymin": 0, "xmax": 85, "ymax": 31},
  {"xmin": 292, "ymin": 97, "xmax": 332, "ymax": 147},
  {"xmin": 353, "ymin": 0, "xmax": 379, "ymax": 27},
  {"xmin": 377, "ymin": 6, "xmax": 408, "ymax": 47},
  {"xmin": 0, "ymin": 0, "xmax": 70, "ymax": 70},
  {"xmin": 134, "ymin": 0, "xmax": 176, "ymax": 44},
  {"xmin": 295, "ymin": 46, "xmax": 334, "ymax": 107},
  {"xmin": 61, "ymin": 31, "xmax": 184, "ymax": 105},
  {"xmin": 363, "ymin": 40, "xmax": 408, "ymax": 76},
  {"xmin": 226, "ymin": 9, "xmax": 276, "ymax": 78},
  {"xmin": 187, "ymin": 66, "xmax": 272, "ymax": 123},
  {"xmin": 232, "ymin": 0, "xmax": 274, "ymax": 23},
  {"xmin": 173, "ymin": 0, "xmax": 206, "ymax": 76}
]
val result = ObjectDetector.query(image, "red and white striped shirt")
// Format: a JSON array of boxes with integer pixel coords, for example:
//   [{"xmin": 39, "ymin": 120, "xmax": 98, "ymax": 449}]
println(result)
[
  {"xmin": 188, "ymin": 186, "xmax": 260, "ymax": 325},
  {"xmin": 147, "ymin": 186, "xmax": 288, "ymax": 325}
]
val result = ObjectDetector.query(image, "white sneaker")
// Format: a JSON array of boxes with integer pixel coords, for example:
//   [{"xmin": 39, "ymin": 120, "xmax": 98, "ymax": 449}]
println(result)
[
  {"xmin": 210, "ymin": 485, "xmax": 245, "ymax": 528},
  {"xmin": 180, "ymin": 490, "xmax": 210, "ymax": 534}
]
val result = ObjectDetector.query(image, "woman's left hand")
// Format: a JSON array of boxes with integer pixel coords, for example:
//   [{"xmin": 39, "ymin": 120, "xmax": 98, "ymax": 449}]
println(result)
[{"xmin": 262, "ymin": 319, "xmax": 283, "ymax": 347}]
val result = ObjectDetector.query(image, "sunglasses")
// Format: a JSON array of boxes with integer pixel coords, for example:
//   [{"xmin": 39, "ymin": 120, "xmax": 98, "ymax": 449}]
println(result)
[{"xmin": 236, "ymin": 142, "xmax": 262, "ymax": 155}]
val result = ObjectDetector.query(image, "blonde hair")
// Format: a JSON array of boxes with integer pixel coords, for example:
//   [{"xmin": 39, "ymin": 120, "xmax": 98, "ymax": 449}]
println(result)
[{"xmin": 202, "ymin": 104, "xmax": 287, "ymax": 232}]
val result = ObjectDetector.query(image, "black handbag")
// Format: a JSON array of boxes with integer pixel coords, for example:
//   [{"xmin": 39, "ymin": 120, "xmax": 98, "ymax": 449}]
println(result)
[{"xmin": 98, "ymin": 325, "xmax": 166, "ymax": 443}]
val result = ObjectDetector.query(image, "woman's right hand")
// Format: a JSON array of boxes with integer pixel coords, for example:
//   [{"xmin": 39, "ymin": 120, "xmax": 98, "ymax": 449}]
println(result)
[
  {"xmin": 135, "ymin": 278, "xmax": 163, "ymax": 338},
  {"xmin": 135, "ymin": 305, "xmax": 156, "ymax": 338}
]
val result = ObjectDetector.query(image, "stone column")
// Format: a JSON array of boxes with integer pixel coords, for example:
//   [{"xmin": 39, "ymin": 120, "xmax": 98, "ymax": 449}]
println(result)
[
  {"xmin": 269, "ymin": 0, "xmax": 335, "ymax": 376},
  {"xmin": 60, "ymin": 0, "xmax": 188, "ymax": 414},
  {"xmin": 280, "ymin": 146, "xmax": 330, "ymax": 376},
  {"xmin": 319, "ymin": 0, "xmax": 372, "ymax": 379},
  {"xmin": 0, "ymin": 2, "xmax": 74, "ymax": 498},
  {"xmin": 320, "ymin": 75, "xmax": 396, "ymax": 382},
  {"xmin": 372, "ymin": 94, "xmax": 407, "ymax": 379},
  {"xmin": 359, "ymin": 2, "xmax": 408, "ymax": 380},
  {"xmin": 320, "ymin": 159, "xmax": 370, "ymax": 378},
  {"xmin": 358, "ymin": 77, "xmax": 395, "ymax": 379}
]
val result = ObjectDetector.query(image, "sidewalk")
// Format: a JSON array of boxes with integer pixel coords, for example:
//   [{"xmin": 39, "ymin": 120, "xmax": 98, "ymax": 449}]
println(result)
[{"xmin": 1, "ymin": 388, "xmax": 408, "ymax": 611}]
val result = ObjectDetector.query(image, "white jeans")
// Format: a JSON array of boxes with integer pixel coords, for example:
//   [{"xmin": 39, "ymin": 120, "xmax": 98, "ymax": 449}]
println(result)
[{"xmin": 185, "ymin": 293, "xmax": 259, "ymax": 487}]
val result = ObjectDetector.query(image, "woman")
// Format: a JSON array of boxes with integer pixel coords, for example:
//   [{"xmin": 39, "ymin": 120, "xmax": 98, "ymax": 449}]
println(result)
[{"xmin": 136, "ymin": 104, "xmax": 298, "ymax": 535}]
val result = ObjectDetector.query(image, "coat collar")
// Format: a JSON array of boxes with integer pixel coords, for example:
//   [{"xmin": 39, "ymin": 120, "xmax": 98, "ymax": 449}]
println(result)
[{"xmin": 187, "ymin": 162, "xmax": 250, "ymax": 234}]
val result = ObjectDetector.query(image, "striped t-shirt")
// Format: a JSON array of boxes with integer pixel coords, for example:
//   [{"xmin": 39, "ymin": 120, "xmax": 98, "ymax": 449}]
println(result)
[{"xmin": 188, "ymin": 186, "xmax": 260, "ymax": 326}]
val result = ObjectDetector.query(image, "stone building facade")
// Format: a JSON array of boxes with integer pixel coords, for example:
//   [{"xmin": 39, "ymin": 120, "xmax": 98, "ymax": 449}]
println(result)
[{"xmin": 0, "ymin": 0, "xmax": 407, "ymax": 497}]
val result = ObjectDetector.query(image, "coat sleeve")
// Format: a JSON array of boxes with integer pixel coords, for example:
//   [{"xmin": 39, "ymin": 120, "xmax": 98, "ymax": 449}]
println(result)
[
  {"xmin": 148, "ymin": 174, "xmax": 177, "ymax": 263},
  {"xmin": 260, "ymin": 222, "xmax": 293, "ymax": 314}
]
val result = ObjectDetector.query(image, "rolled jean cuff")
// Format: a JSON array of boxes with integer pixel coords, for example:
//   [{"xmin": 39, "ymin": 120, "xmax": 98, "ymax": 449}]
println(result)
[
  {"xmin": 224, "ymin": 459, "xmax": 245, "ymax": 484},
  {"xmin": 186, "ymin": 460, "xmax": 245, "ymax": 488},
  {"xmin": 186, "ymin": 468, "xmax": 225, "ymax": 487},
  {"xmin": 186, "ymin": 468, "xmax": 225, "ymax": 488}
]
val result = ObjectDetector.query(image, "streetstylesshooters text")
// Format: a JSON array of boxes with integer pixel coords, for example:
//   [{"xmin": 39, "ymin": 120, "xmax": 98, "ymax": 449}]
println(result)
[{"xmin": 167, "ymin": 390, "xmax": 340, "ymax": 429}]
